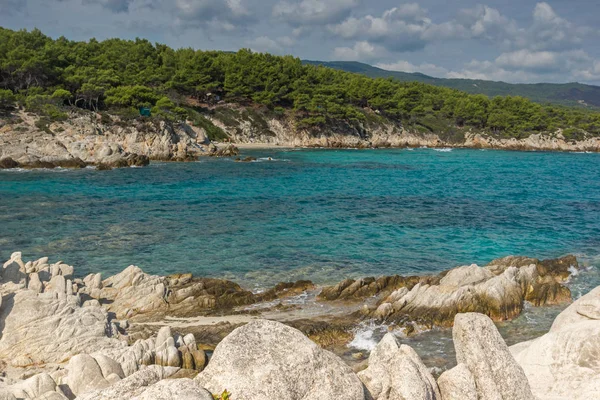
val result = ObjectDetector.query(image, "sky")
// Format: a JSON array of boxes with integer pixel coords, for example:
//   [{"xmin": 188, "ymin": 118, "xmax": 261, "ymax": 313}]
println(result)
[{"xmin": 1, "ymin": 0, "xmax": 599, "ymax": 85}]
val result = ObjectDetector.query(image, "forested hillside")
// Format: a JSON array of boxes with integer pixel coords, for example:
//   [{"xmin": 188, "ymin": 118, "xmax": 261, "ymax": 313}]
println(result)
[
  {"xmin": 1, "ymin": 27, "xmax": 600, "ymax": 140},
  {"xmin": 304, "ymin": 60, "xmax": 600, "ymax": 109}
]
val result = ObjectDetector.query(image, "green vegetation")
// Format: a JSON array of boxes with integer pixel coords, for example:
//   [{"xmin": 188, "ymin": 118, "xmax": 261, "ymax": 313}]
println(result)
[
  {"xmin": 305, "ymin": 60, "xmax": 600, "ymax": 109},
  {"xmin": 212, "ymin": 390, "xmax": 231, "ymax": 400},
  {"xmin": 1, "ymin": 27, "xmax": 600, "ymax": 138}
]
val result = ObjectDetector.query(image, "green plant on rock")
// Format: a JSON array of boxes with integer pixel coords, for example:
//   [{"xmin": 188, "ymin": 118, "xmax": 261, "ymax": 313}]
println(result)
[{"xmin": 212, "ymin": 390, "xmax": 231, "ymax": 400}]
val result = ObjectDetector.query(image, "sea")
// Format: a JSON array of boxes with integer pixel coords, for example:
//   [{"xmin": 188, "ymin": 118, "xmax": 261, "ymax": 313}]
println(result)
[{"xmin": 2, "ymin": 147, "xmax": 599, "ymax": 366}]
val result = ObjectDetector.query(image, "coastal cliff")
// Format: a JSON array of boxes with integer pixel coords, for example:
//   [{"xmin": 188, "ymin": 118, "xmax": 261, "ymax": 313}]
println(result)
[
  {"xmin": 2, "ymin": 105, "xmax": 600, "ymax": 170},
  {"xmin": 1, "ymin": 251, "xmax": 598, "ymax": 399}
]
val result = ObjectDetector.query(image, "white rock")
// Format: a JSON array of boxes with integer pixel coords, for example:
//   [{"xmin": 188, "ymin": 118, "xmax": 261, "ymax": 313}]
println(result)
[
  {"xmin": 66, "ymin": 354, "xmax": 110, "ymax": 396},
  {"xmin": 511, "ymin": 286, "xmax": 600, "ymax": 399},
  {"xmin": 437, "ymin": 364, "xmax": 477, "ymax": 400},
  {"xmin": 130, "ymin": 379, "xmax": 213, "ymax": 400},
  {"xmin": 453, "ymin": 313, "xmax": 533, "ymax": 400},
  {"xmin": 196, "ymin": 319, "xmax": 365, "ymax": 400},
  {"xmin": 358, "ymin": 333, "xmax": 440, "ymax": 400}
]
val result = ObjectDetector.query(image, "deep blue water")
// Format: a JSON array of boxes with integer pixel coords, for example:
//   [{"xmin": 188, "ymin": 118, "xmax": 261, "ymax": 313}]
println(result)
[{"xmin": 2, "ymin": 148, "xmax": 600, "ymax": 290}]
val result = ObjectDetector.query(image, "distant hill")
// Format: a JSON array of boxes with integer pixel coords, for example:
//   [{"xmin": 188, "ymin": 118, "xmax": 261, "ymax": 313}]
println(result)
[{"xmin": 303, "ymin": 60, "xmax": 600, "ymax": 109}]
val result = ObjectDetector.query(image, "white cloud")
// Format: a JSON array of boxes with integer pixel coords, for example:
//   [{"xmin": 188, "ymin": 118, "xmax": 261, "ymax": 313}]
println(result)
[
  {"xmin": 375, "ymin": 60, "xmax": 449, "ymax": 77},
  {"xmin": 328, "ymin": 4, "xmax": 434, "ymax": 52},
  {"xmin": 247, "ymin": 35, "xmax": 296, "ymax": 54},
  {"xmin": 273, "ymin": 0, "xmax": 359, "ymax": 26},
  {"xmin": 332, "ymin": 41, "xmax": 385, "ymax": 61},
  {"xmin": 170, "ymin": 0, "xmax": 255, "ymax": 31}
]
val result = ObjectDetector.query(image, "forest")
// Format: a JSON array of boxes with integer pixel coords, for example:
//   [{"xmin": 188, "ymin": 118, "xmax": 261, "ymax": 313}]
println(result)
[{"xmin": 1, "ymin": 27, "xmax": 600, "ymax": 139}]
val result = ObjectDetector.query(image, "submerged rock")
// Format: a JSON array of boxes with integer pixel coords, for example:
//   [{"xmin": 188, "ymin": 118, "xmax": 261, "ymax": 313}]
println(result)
[{"xmin": 196, "ymin": 319, "xmax": 366, "ymax": 400}]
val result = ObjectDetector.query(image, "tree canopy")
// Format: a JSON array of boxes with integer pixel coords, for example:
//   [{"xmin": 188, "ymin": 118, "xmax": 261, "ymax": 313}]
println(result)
[{"xmin": 1, "ymin": 27, "xmax": 599, "ymax": 137}]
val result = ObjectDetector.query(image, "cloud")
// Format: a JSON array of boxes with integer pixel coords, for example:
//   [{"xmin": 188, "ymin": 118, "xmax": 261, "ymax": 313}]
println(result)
[
  {"xmin": 332, "ymin": 41, "xmax": 386, "ymax": 61},
  {"xmin": 0, "ymin": 0, "xmax": 27, "ymax": 14},
  {"xmin": 165, "ymin": 0, "xmax": 255, "ymax": 32},
  {"xmin": 328, "ymin": 3, "xmax": 434, "ymax": 52},
  {"xmin": 446, "ymin": 50, "xmax": 600, "ymax": 83},
  {"xmin": 273, "ymin": 0, "xmax": 359, "ymax": 26},
  {"xmin": 82, "ymin": 0, "xmax": 133, "ymax": 13},
  {"xmin": 246, "ymin": 35, "xmax": 295, "ymax": 54},
  {"xmin": 375, "ymin": 60, "xmax": 449, "ymax": 77}
]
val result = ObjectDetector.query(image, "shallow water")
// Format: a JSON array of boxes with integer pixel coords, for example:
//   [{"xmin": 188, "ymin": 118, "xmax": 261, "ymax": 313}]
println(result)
[
  {"xmin": 2, "ymin": 147, "xmax": 600, "ymax": 368},
  {"xmin": 2, "ymin": 148, "xmax": 600, "ymax": 289}
]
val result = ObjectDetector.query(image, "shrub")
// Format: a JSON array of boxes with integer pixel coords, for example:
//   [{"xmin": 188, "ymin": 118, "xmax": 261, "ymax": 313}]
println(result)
[{"xmin": 0, "ymin": 89, "xmax": 16, "ymax": 110}]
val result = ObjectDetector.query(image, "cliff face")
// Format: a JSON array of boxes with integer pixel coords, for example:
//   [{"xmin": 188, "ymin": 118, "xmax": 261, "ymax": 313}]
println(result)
[
  {"xmin": 0, "ymin": 111, "xmax": 219, "ymax": 168},
  {"xmin": 207, "ymin": 104, "xmax": 600, "ymax": 152},
  {"xmin": 2, "ymin": 105, "xmax": 600, "ymax": 170}
]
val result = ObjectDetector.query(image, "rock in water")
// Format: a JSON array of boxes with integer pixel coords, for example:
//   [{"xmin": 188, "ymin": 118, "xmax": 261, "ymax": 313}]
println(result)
[
  {"xmin": 358, "ymin": 333, "xmax": 440, "ymax": 400},
  {"xmin": 453, "ymin": 313, "xmax": 533, "ymax": 400},
  {"xmin": 195, "ymin": 319, "xmax": 366, "ymax": 400},
  {"xmin": 511, "ymin": 286, "xmax": 600, "ymax": 399},
  {"xmin": 436, "ymin": 364, "xmax": 477, "ymax": 400}
]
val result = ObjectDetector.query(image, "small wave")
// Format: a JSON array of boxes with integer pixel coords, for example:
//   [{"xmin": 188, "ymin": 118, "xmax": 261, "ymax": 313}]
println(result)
[
  {"xmin": 256, "ymin": 157, "xmax": 290, "ymax": 162},
  {"xmin": 433, "ymin": 148, "xmax": 453, "ymax": 152},
  {"xmin": 347, "ymin": 321, "xmax": 390, "ymax": 352}
]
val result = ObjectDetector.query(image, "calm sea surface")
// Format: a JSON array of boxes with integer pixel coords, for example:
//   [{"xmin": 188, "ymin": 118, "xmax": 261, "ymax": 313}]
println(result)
[{"xmin": 1, "ymin": 148, "xmax": 600, "ymax": 292}]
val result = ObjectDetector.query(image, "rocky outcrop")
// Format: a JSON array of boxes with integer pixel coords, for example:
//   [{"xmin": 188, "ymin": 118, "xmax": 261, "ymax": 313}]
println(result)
[
  {"xmin": 358, "ymin": 333, "xmax": 440, "ymax": 400},
  {"xmin": 196, "ymin": 319, "xmax": 366, "ymax": 400},
  {"xmin": 0, "ymin": 111, "xmax": 232, "ymax": 169},
  {"xmin": 369, "ymin": 255, "xmax": 576, "ymax": 327},
  {"xmin": 511, "ymin": 286, "xmax": 600, "ymax": 399}
]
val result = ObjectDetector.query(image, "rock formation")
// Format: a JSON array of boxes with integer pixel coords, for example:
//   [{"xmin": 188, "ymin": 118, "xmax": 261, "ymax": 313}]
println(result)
[
  {"xmin": 0, "ymin": 111, "xmax": 237, "ymax": 169},
  {"xmin": 0, "ymin": 251, "xmax": 597, "ymax": 399},
  {"xmin": 511, "ymin": 286, "xmax": 600, "ymax": 399},
  {"xmin": 365, "ymin": 255, "xmax": 576, "ymax": 326},
  {"xmin": 196, "ymin": 319, "xmax": 366, "ymax": 400}
]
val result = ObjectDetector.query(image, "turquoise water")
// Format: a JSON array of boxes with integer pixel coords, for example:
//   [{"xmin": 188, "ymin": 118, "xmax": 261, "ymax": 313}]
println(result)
[{"xmin": 2, "ymin": 148, "xmax": 600, "ymax": 290}]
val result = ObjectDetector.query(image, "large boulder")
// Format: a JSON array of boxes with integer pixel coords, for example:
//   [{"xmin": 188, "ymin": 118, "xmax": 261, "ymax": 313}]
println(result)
[
  {"xmin": 357, "ymin": 333, "xmax": 440, "ymax": 400},
  {"xmin": 195, "ymin": 319, "xmax": 366, "ymax": 400},
  {"xmin": 453, "ymin": 313, "xmax": 533, "ymax": 400},
  {"xmin": 65, "ymin": 354, "xmax": 111, "ymax": 396},
  {"xmin": 511, "ymin": 286, "xmax": 600, "ymax": 399}
]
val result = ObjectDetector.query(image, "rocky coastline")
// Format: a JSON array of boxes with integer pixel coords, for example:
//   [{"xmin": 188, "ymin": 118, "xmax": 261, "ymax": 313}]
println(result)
[
  {"xmin": 2, "ymin": 106, "xmax": 600, "ymax": 171},
  {"xmin": 0, "ymin": 251, "xmax": 598, "ymax": 399}
]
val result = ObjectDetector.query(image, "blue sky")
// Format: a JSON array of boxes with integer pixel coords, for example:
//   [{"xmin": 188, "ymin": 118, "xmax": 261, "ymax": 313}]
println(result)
[{"xmin": 1, "ymin": 0, "xmax": 599, "ymax": 84}]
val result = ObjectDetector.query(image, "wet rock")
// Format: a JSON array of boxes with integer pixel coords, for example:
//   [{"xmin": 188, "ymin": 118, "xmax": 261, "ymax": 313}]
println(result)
[
  {"xmin": 211, "ymin": 144, "xmax": 239, "ymax": 157},
  {"xmin": 318, "ymin": 275, "xmax": 426, "ymax": 301},
  {"xmin": 196, "ymin": 319, "xmax": 366, "ymax": 400},
  {"xmin": 453, "ymin": 313, "xmax": 533, "ymax": 400},
  {"xmin": 370, "ymin": 256, "xmax": 577, "ymax": 327},
  {"xmin": 0, "ymin": 157, "xmax": 19, "ymax": 169}
]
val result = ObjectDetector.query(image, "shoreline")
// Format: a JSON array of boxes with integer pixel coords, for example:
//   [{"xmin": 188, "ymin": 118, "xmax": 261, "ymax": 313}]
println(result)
[{"xmin": 0, "ymin": 251, "xmax": 598, "ymax": 399}]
